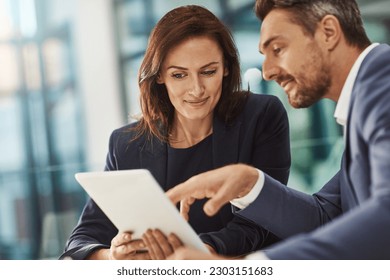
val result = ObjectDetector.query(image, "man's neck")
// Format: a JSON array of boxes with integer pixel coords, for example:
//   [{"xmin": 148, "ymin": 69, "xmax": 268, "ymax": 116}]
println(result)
[{"xmin": 327, "ymin": 45, "xmax": 363, "ymax": 102}]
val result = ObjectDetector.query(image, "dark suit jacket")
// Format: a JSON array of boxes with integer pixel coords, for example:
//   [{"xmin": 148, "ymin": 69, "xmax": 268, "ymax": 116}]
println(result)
[
  {"xmin": 237, "ymin": 44, "xmax": 390, "ymax": 259},
  {"xmin": 60, "ymin": 93, "xmax": 291, "ymax": 259}
]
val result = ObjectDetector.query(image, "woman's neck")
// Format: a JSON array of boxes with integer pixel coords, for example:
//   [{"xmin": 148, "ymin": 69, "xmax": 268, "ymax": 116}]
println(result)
[{"xmin": 169, "ymin": 115, "xmax": 213, "ymax": 148}]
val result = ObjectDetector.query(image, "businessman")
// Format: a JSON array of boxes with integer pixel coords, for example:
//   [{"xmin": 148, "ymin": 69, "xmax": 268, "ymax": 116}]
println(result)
[{"xmin": 156, "ymin": 0, "xmax": 390, "ymax": 259}]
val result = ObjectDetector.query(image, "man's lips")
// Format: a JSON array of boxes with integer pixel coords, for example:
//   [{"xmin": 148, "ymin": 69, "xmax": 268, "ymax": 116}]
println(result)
[{"xmin": 279, "ymin": 79, "xmax": 294, "ymax": 92}]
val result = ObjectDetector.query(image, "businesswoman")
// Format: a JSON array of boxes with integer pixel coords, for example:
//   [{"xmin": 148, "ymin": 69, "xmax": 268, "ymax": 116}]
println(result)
[{"xmin": 60, "ymin": 5, "xmax": 290, "ymax": 260}]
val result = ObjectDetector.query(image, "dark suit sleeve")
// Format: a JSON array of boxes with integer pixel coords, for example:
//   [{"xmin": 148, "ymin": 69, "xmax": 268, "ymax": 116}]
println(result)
[
  {"xmin": 210, "ymin": 170, "xmax": 341, "ymax": 256},
  {"xmin": 59, "ymin": 198, "xmax": 117, "ymax": 259},
  {"xmin": 59, "ymin": 131, "xmax": 120, "ymax": 259},
  {"xmin": 237, "ymin": 171, "xmax": 342, "ymax": 239}
]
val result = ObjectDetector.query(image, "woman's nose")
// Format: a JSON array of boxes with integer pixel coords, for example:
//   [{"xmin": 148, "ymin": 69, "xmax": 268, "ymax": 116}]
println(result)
[{"xmin": 188, "ymin": 76, "xmax": 205, "ymax": 97}]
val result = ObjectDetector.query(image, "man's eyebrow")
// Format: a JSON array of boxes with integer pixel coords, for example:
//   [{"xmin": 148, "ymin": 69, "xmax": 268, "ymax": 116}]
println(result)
[
  {"xmin": 259, "ymin": 35, "xmax": 281, "ymax": 54},
  {"xmin": 166, "ymin": 61, "xmax": 220, "ymax": 70}
]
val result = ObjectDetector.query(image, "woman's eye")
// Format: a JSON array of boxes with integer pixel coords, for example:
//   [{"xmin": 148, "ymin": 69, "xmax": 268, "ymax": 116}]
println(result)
[
  {"xmin": 171, "ymin": 73, "xmax": 186, "ymax": 79},
  {"xmin": 202, "ymin": 70, "xmax": 217, "ymax": 76}
]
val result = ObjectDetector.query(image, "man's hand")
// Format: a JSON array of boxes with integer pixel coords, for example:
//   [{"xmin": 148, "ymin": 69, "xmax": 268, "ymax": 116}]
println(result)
[{"xmin": 167, "ymin": 164, "xmax": 259, "ymax": 217}]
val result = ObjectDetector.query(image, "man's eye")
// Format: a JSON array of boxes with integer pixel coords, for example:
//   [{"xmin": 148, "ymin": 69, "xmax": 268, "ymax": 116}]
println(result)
[{"xmin": 273, "ymin": 47, "xmax": 281, "ymax": 55}]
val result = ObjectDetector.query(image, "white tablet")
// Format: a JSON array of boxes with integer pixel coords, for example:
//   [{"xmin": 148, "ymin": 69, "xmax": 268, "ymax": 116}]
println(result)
[{"xmin": 75, "ymin": 169, "xmax": 208, "ymax": 252}]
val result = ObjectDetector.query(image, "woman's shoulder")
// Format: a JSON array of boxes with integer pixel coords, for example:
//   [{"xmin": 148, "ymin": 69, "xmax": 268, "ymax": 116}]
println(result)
[
  {"xmin": 111, "ymin": 121, "xmax": 138, "ymax": 133},
  {"xmin": 247, "ymin": 92, "xmax": 282, "ymax": 104},
  {"xmin": 109, "ymin": 121, "xmax": 143, "ymax": 143},
  {"xmin": 243, "ymin": 92, "xmax": 286, "ymax": 114}
]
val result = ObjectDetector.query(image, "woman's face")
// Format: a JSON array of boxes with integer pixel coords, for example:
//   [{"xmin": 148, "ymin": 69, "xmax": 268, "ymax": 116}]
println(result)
[{"xmin": 157, "ymin": 36, "xmax": 228, "ymax": 122}]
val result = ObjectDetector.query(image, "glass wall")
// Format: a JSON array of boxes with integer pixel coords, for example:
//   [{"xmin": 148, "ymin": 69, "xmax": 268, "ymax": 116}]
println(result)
[{"xmin": 0, "ymin": 0, "xmax": 86, "ymax": 259}]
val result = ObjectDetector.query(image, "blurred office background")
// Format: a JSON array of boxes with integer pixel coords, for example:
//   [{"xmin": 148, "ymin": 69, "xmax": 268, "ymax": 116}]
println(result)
[{"xmin": 0, "ymin": 0, "xmax": 389, "ymax": 259}]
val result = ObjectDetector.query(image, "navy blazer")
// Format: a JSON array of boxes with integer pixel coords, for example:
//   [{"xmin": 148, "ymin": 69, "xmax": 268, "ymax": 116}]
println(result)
[
  {"xmin": 60, "ymin": 93, "xmax": 291, "ymax": 259},
  {"xmin": 238, "ymin": 44, "xmax": 390, "ymax": 259}
]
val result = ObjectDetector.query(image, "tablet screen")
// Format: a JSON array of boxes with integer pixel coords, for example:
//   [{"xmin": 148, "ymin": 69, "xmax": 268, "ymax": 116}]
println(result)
[{"xmin": 75, "ymin": 169, "xmax": 208, "ymax": 252}]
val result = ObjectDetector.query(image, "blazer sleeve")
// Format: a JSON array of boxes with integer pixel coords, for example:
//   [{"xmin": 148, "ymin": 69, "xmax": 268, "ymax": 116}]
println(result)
[
  {"xmin": 237, "ymin": 171, "xmax": 342, "ymax": 239},
  {"xmin": 199, "ymin": 215, "xmax": 280, "ymax": 256},
  {"xmin": 59, "ymin": 131, "xmax": 120, "ymax": 259}
]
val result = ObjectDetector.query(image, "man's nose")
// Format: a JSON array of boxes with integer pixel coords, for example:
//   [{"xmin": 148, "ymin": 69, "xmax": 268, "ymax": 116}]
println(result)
[{"xmin": 262, "ymin": 57, "xmax": 279, "ymax": 81}]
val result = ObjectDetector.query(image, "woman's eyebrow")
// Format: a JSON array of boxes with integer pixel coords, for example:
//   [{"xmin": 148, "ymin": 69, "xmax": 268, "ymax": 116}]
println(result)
[{"xmin": 166, "ymin": 61, "xmax": 220, "ymax": 70}]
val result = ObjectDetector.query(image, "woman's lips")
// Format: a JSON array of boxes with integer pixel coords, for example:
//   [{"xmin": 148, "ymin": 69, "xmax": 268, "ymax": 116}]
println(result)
[{"xmin": 184, "ymin": 97, "xmax": 209, "ymax": 105}]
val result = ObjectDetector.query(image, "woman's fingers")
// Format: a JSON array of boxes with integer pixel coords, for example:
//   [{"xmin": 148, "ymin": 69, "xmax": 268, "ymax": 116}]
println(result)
[
  {"xmin": 167, "ymin": 233, "xmax": 183, "ymax": 250},
  {"xmin": 142, "ymin": 229, "xmax": 184, "ymax": 260},
  {"xmin": 110, "ymin": 232, "xmax": 148, "ymax": 259}
]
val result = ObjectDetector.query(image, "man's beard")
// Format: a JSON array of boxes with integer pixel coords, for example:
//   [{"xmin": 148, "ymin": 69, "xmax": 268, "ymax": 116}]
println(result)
[
  {"xmin": 288, "ymin": 49, "xmax": 332, "ymax": 108},
  {"xmin": 289, "ymin": 70, "xmax": 331, "ymax": 108}
]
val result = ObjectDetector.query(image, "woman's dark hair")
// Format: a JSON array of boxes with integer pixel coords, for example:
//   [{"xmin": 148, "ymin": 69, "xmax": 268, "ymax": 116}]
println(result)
[
  {"xmin": 255, "ymin": 0, "xmax": 371, "ymax": 49},
  {"xmin": 134, "ymin": 5, "xmax": 247, "ymax": 142}
]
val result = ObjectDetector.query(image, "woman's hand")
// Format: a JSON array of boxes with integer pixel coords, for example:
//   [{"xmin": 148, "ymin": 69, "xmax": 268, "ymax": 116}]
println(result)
[
  {"xmin": 109, "ymin": 232, "xmax": 150, "ymax": 260},
  {"xmin": 142, "ymin": 229, "xmax": 220, "ymax": 260},
  {"xmin": 168, "ymin": 247, "xmax": 227, "ymax": 260},
  {"xmin": 142, "ymin": 229, "xmax": 183, "ymax": 260},
  {"xmin": 100, "ymin": 232, "xmax": 151, "ymax": 260}
]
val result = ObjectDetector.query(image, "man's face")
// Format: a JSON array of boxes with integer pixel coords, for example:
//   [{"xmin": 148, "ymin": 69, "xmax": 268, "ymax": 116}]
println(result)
[{"xmin": 259, "ymin": 9, "xmax": 331, "ymax": 108}]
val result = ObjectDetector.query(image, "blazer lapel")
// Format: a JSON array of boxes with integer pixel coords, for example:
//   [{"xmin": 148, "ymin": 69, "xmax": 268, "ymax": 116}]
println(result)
[
  {"xmin": 138, "ymin": 116, "xmax": 242, "ymax": 186},
  {"xmin": 340, "ymin": 153, "xmax": 358, "ymax": 210},
  {"xmin": 342, "ymin": 48, "xmax": 373, "ymax": 207},
  {"xmin": 139, "ymin": 136, "xmax": 168, "ymax": 188},
  {"xmin": 212, "ymin": 116, "xmax": 241, "ymax": 168}
]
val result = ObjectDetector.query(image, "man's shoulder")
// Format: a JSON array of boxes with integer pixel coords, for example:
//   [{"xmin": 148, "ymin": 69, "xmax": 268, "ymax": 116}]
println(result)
[
  {"xmin": 352, "ymin": 45, "xmax": 390, "ymax": 132},
  {"xmin": 361, "ymin": 44, "xmax": 390, "ymax": 71}
]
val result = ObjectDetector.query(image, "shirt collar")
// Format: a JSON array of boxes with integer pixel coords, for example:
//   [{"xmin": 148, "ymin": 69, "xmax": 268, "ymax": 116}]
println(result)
[{"xmin": 334, "ymin": 43, "xmax": 379, "ymax": 126}]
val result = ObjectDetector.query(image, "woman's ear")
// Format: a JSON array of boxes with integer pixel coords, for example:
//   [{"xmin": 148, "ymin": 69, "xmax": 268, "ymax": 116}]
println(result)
[
  {"xmin": 223, "ymin": 66, "xmax": 229, "ymax": 77},
  {"xmin": 318, "ymin": 15, "xmax": 341, "ymax": 51},
  {"xmin": 156, "ymin": 74, "xmax": 164, "ymax": 84}
]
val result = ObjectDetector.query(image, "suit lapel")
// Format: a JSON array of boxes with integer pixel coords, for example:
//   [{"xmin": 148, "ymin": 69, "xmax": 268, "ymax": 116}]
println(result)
[
  {"xmin": 139, "ymin": 136, "xmax": 168, "ymax": 188},
  {"xmin": 341, "ymin": 46, "xmax": 382, "ymax": 206},
  {"xmin": 340, "ymin": 153, "xmax": 358, "ymax": 209}
]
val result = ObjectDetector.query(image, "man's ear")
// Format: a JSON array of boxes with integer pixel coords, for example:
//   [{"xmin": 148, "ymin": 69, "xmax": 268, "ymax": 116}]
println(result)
[{"xmin": 318, "ymin": 15, "xmax": 341, "ymax": 51}]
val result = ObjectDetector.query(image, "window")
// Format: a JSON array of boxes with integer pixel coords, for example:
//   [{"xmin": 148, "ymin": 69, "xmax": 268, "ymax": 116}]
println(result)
[{"xmin": 0, "ymin": 0, "xmax": 85, "ymax": 259}]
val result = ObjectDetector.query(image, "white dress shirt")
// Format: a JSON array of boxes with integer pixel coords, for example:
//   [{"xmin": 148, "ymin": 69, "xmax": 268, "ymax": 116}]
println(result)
[{"xmin": 235, "ymin": 43, "xmax": 379, "ymax": 260}]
